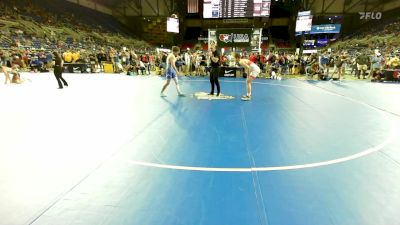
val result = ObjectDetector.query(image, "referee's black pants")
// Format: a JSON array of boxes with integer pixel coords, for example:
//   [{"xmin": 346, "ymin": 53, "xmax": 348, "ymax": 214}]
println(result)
[
  {"xmin": 210, "ymin": 67, "xmax": 220, "ymax": 95},
  {"xmin": 54, "ymin": 66, "xmax": 68, "ymax": 88}
]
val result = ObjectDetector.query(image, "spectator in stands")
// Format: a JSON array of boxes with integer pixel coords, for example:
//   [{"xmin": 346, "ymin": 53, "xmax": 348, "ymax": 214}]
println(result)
[
  {"xmin": 137, "ymin": 60, "xmax": 146, "ymax": 75},
  {"xmin": 149, "ymin": 53, "xmax": 155, "ymax": 72},
  {"xmin": 387, "ymin": 53, "xmax": 400, "ymax": 69},
  {"xmin": 370, "ymin": 51, "xmax": 383, "ymax": 78},
  {"xmin": 286, "ymin": 54, "xmax": 294, "ymax": 75},
  {"xmin": 356, "ymin": 52, "xmax": 370, "ymax": 79},
  {"xmin": 30, "ymin": 55, "xmax": 43, "ymax": 72},
  {"xmin": 331, "ymin": 55, "xmax": 344, "ymax": 80},
  {"xmin": 184, "ymin": 50, "xmax": 191, "ymax": 74},
  {"xmin": 249, "ymin": 53, "xmax": 257, "ymax": 63},
  {"xmin": 161, "ymin": 52, "xmax": 168, "ymax": 75},
  {"xmin": 193, "ymin": 51, "xmax": 200, "ymax": 76},
  {"xmin": 72, "ymin": 50, "xmax": 80, "ymax": 63},
  {"xmin": 305, "ymin": 53, "xmax": 318, "ymax": 77},
  {"xmin": 88, "ymin": 52, "xmax": 98, "ymax": 73},
  {"xmin": 199, "ymin": 52, "xmax": 207, "ymax": 76},
  {"xmin": 371, "ymin": 52, "xmax": 384, "ymax": 82},
  {"xmin": 259, "ymin": 52, "xmax": 266, "ymax": 72},
  {"xmin": 113, "ymin": 51, "xmax": 123, "ymax": 73},
  {"xmin": 63, "ymin": 49, "xmax": 73, "ymax": 63},
  {"xmin": 130, "ymin": 49, "xmax": 137, "ymax": 62},
  {"xmin": 122, "ymin": 49, "xmax": 130, "ymax": 66},
  {"xmin": 350, "ymin": 56, "xmax": 357, "ymax": 76},
  {"xmin": 341, "ymin": 51, "xmax": 349, "ymax": 75},
  {"xmin": 319, "ymin": 51, "xmax": 329, "ymax": 76},
  {"xmin": 292, "ymin": 53, "xmax": 300, "ymax": 75},
  {"xmin": 279, "ymin": 53, "xmax": 289, "ymax": 75},
  {"xmin": 38, "ymin": 51, "xmax": 48, "ymax": 71},
  {"xmin": 46, "ymin": 51, "xmax": 53, "ymax": 69},
  {"xmin": 141, "ymin": 53, "xmax": 150, "ymax": 75},
  {"xmin": 270, "ymin": 59, "xmax": 280, "ymax": 79},
  {"xmin": 220, "ymin": 54, "xmax": 228, "ymax": 67},
  {"xmin": 109, "ymin": 47, "xmax": 117, "ymax": 69},
  {"xmin": 190, "ymin": 51, "xmax": 197, "ymax": 75},
  {"xmin": 12, "ymin": 55, "xmax": 23, "ymax": 68},
  {"xmin": 175, "ymin": 55, "xmax": 184, "ymax": 74},
  {"xmin": 97, "ymin": 49, "xmax": 107, "ymax": 69}
]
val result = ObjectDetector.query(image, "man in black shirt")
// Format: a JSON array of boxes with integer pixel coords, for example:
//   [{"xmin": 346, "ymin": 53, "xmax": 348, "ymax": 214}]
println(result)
[{"xmin": 208, "ymin": 44, "xmax": 221, "ymax": 96}]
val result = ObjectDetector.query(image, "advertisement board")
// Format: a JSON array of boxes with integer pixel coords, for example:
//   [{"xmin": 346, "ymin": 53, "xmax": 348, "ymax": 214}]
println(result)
[
  {"xmin": 216, "ymin": 29, "xmax": 252, "ymax": 47},
  {"xmin": 311, "ymin": 24, "xmax": 341, "ymax": 34}
]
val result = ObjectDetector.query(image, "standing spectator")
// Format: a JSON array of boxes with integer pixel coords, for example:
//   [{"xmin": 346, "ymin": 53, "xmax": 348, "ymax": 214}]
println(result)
[
  {"xmin": 249, "ymin": 52, "xmax": 257, "ymax": 63},
  {"xmin": 46, "ymin": 51, "xmax": 53, "ymax": 69},
  {"xmin": 141, "ymin": 53, "xmax": 150, "ymax": 74},
  {"xmin": 356, "ymin": 52, "xmax": 370, "ymax": 79},
  {"xmin": 175, "ymin": 55, "xmax": 184, "ymax": 74},
  {"xmin": 184, "ymin": 50, "xmax": 191, "ymax": 74},
  {"xmin": 149, "ymin": 53, "xmax": 156, "ymax": 72},
  {"xmin": 305, "ymin": 53, "xmax": 317, "ymax": 76},
  {"xmin": 350, "ymin": 56, "xmax": 357, "ymax": 76},
  {"xmin": 371, "ymin": 52, "xmax": 383, "ymax": 81},
  {"xmin": 72, "ymin": 50, "xmax": 80, "ymax": 63},
  {"xmin": 63, "ymin": 49, "xmax": 73, "ymax": 63},
  {"xmin": 259, "ymin": 52, "xmax": 266, "ymax": 73},
  {"xmin": 332, "ymin": 55, "xmax": 344, "ymax": 80},
  {"xmin": 319, "ymin": 51, "xmax": 329, "ymax": 76},
  {"xmin": 387, "ymin": 53, "xmax": 400, "ymax": 69}
]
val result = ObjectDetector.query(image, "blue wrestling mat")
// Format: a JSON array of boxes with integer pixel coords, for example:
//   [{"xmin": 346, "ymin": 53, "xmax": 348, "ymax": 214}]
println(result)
[{"xmin": 0, "ymin": 74, "xmax": 399, "ymax": 225}]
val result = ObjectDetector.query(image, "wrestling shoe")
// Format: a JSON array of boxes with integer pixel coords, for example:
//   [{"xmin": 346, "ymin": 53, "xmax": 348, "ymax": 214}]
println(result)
[{"xmin": 241, "ymin": 95, "xmax": 251, "ymax": 101}]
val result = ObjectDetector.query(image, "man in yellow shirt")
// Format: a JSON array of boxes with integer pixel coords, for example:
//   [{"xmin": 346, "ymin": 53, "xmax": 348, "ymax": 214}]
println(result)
[
  {"xmin": 63, "ymin": 49, "xmax": 72, "ymax": 63},
  {"xmin": 387, "ymin": 54, "xmax": 399, "ymax": 69},
  {"xmin": 72, "ymin": 50, "xmax": 80, "ymax": 63}
]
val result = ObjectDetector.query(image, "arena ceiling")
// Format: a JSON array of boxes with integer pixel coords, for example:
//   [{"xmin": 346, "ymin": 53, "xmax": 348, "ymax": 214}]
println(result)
[
  {"xmin": 65, "ymin": 0, "xmax": 174, "ymax": 17},
  {"xmin": 305, "ymin": 0, "xmax": 400, "ymax": 15},
  {"xmin": 68, "ymin": 0, "xmax": 400, "ymax": 18}
]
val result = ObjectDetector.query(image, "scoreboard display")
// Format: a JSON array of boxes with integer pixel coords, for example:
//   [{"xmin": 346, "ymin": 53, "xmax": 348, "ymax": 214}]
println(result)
[
  {"xmin": 203, "ymin": 0, "xmax": 271, "ymax": 18},
  {"xmin": 167, "ymin": 17, "xmax": 179, "ymax": 33}
]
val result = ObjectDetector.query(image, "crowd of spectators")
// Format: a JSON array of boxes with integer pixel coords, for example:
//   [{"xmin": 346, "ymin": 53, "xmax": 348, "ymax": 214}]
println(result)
[{"xmin": 1, "ymin": 0, "xmax": 399, "ymax": 83}]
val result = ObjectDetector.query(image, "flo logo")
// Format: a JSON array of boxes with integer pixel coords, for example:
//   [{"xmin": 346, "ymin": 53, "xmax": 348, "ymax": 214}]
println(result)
[
  {"xmin": 359, "ymin": 12, "xmax": 382, "ymax": 20},
  {"xmin": 219, "ymin": 34, "xmax": 232, "ymax": 43}
]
